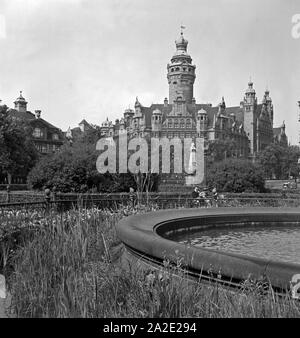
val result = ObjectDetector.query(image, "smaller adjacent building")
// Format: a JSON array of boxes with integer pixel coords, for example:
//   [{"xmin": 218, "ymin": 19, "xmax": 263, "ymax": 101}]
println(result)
[
  {"xmin": 7, "ymin": 92, "xmax": 64, "ymax": 155},
  {"xmin": 0, "ymin": 92, "xmax": 65, "ymax": 185},
  {"xmin": 65, "ymin": 119, "xmax": 93, "ymax": 141}
]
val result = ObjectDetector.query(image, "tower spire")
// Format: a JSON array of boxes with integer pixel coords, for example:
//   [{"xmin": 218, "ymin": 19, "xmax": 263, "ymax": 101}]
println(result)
[{"xmin": 180, "ymin": 25, "xmax": 185, "ymax": 35}]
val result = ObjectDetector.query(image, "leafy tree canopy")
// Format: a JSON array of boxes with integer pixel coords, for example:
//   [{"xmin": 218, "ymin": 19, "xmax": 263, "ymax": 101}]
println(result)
[
  {"xmin": 0, "ymin": 104, "xmax": 38, "ymax": 182},
  {"xmin": 257, "ymin": 144, "xmax": 300, "ymax": 179},
  {"xmin": 207, "ymin": 138, "xmax": 239, "ymax": 163},
  {"xmin": 28, "ymin": 141, "xmax": 138, "ymax": 193},
  {"xmin": 207, "ymin": 158, "xmax": 266, "ymax": 193}
]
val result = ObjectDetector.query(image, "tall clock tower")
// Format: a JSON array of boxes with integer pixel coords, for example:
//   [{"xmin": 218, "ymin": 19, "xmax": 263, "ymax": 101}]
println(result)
[{"xmin": 167, "ymin": 29, "xmax": 196, "ymax": 104}]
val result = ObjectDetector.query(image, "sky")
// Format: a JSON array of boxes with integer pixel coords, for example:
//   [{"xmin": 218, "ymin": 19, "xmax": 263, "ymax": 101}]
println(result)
[{"xmin": 0, "ymin": 0, "xmax": 300, "ymax": 144}]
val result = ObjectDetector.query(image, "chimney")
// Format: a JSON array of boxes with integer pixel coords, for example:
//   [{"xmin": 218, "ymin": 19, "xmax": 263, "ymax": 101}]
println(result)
[
  {"xmin": 35, "ymin": 110, "xmax": 41, "ymax": 119},
  {"xmin": 164, "ymin": 97, "xmax": 168, "ymax": 107}
]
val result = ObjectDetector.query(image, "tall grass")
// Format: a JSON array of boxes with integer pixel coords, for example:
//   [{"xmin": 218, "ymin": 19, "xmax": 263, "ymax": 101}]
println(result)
[{"xmin": 2, "ymin": 205, "xmax": 300, "ymax": 318}]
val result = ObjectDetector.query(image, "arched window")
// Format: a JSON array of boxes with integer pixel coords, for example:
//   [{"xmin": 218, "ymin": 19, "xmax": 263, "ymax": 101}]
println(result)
[{"xmin": 175, "ymin": 67, "xmax": 179, "ymax": 71}]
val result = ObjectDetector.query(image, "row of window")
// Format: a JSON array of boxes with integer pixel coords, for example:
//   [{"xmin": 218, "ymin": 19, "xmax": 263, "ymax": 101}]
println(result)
[
  {"xmin": 167, "ymin": 123, "xmax": 192, "ymax": 129},
  {"xmin": 167, "ymin": 118, "xmax": 192, "ymax": 129},
  {"xmin": 170, "ymin": 67, "xmax": 193, "ymax": 73},
  {"xmin": 35, "ymin": 143, "xmax": 61, "ymax": 154},
  {"xmin": 32, "ymin": 128, "xmax": 59, "ymax": 140},
  {"xmin": 152, "ymin": 132, "xmax": 198, "ymax": 139}
]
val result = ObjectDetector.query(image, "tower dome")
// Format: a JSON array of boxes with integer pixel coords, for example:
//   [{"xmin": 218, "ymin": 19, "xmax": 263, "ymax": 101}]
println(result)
[
  {"xmin": 246, "ymin": 80, "xmax": 256, "ymax": 94},
  {"xmin": 175, "ymin": 31, "xmax": 188, "ymax": 53},
  {"xmin": 14, "ymin": 91, "xmax": 28, "ymax": 113}
]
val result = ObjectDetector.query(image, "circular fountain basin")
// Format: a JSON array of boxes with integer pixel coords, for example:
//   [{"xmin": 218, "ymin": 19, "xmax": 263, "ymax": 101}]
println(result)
[{"xmin": 116, "ymin": 208, "xmax": 300, "ymax": 293}]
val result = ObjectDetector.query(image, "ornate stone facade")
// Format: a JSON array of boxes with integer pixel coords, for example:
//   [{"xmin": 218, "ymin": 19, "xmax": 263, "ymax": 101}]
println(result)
[{"xmin": 100, "ymin": 30, "xmax": 287, "ymax": 160}]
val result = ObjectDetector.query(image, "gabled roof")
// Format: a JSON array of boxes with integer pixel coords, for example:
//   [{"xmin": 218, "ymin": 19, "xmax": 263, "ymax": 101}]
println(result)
[
  {"xmin": 7, "ymin": 108, "xmax": 61, "ymax": 131},
  {"xmin": 32, "ymin": 117, "xmax": 61, "ymax": 130},
  {"xmin": 79, "ymin": 119, "xmax": 90, "ymax": 126},
  {"xmin": 7, "ymin": 108, "xmax": 35, "ymax": 120}
]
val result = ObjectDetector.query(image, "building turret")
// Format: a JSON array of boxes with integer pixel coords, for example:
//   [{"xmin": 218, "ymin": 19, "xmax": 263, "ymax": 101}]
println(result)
[
  {"xmin": 14, "ymin": 91, "xmax": 27, "ymax": 113},
  {"xmin": 134, "ymin": 97, "xmax": 142, "ymax": 117},
  {"xmin": 152, "ymin": 108, "xmax": 162, "ymax": 134},
  {"xmin": 244, "ymin": 80, "xmax": 257, "ymax": 105},
  {"xmin": 264, "ymin": 88, "xmax": 273, "ymax": 126},
  {"xmin": 167, "ymin": 28, "xmax": 196, "ymax": 104},
  {"xmin": 119, "ymin": 117, "xmax": 126, "ymax": 133},
  {"xmin": 124, "ymin": 108, "xmax": 134, "ymax": 120},
  {"xmin": 243, "ymin": 80, "xmax": 258, "ymax": 155},
  {"xmin": 196, "ymin": 108, "xmax": 208, "ymax": 137},
  {"xmin": 217, "ymin": 97, "xmax": 226, "ymax": 116},
  {"xmin": 101, "ymin": 117, "xmax": 111, "ymax": 137}
]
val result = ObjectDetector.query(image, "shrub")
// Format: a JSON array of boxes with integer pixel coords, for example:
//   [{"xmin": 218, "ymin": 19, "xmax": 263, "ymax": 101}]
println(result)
[
  {"xmin": 207, "ymin": 158, "xmax": 266, "ymax": 193},
  {"xmin": 27, "ymin": 143, "xmax": 137, "ymax": 193}
]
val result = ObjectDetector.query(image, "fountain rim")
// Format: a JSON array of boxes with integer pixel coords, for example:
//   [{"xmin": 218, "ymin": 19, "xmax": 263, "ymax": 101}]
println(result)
[{"xmin": 116, "ymin": 207, "xmax": 300, "ymax": 292}]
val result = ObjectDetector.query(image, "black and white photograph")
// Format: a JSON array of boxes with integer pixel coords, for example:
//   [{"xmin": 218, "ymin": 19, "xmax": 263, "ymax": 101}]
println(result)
[{"xmin": 1, "ymin": 0, "xmax": 300, "ymax": 324}]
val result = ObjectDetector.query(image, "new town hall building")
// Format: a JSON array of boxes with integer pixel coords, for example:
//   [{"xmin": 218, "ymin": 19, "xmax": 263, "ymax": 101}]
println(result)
[{"xmin": 100, "ymin": 30, "xmax": 288, "ymax": 159}]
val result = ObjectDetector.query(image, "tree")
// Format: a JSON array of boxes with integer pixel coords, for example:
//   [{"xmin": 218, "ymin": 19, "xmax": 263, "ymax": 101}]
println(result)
[
  {"xmin": 28, "ymin": 141, "xmax": 138, "ymax": 193},
  {"xmin": 281, "ymin": 145, "xmax": 300, "ymax": 179},
  {"xmin": 206, "ymin": 158, "xmax": 265, "ymax": 193},
  {"xmin": 28, "ymin": 142, "xmax": 99, "ymax": 192},
  {"xmin": 207, "ymin": 138, "xmax": 238, "ymax": 163},
  {"xmin": 74, "ymin": 125, "xmax": 102, "ymax": 145},
  {"xmin": 0, "ymin": 104, "xmax": 38, "ymax": 183},
  {"xmin": 257, "ymin": 144, "xmax": 300, "ymax": 179}
]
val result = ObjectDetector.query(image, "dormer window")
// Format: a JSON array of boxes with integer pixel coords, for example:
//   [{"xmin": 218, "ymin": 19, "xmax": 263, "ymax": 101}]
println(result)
[{"xmin": 33, "ymin": 128, "xmax": 43, "ymax": 138}]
